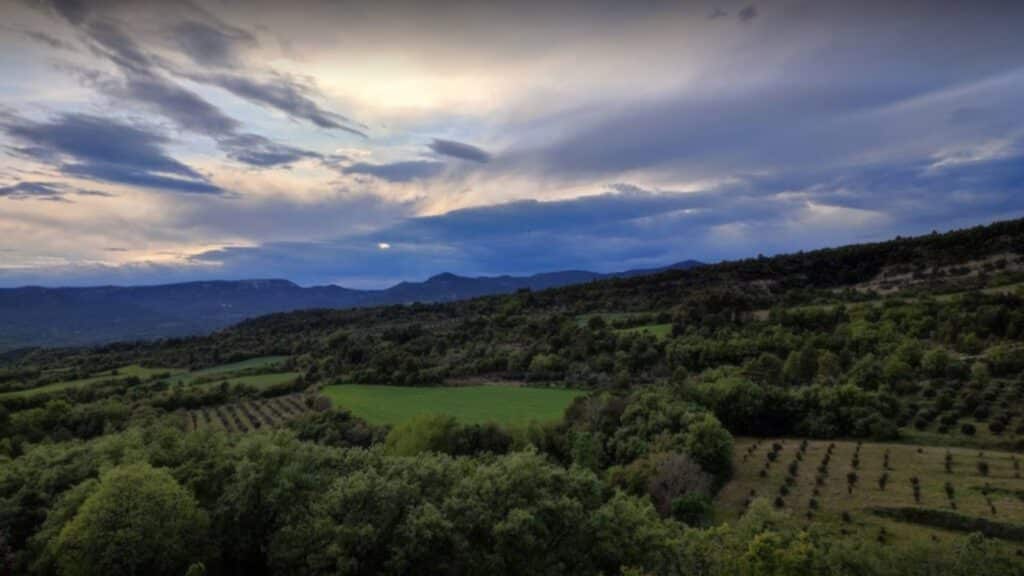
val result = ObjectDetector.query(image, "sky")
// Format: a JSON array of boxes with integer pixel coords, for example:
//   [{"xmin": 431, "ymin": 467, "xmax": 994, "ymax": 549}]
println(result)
[{"xmin": 0, "ymin": 0, "xmax": 1022, "ymax": 288}]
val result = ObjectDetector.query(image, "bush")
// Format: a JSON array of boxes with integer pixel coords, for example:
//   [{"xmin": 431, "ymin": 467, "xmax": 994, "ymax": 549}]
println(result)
[
  {"xmin": 384, "ymin": 414, "xmax": 460, "ymax": 455},
  {"xmin": 646, "ymin": 452, "xmax": 712, "ymax": 517},
  {"xmin": 961, "ymin": 423, "xmax": 977, "ymax": 436},
  {"xmin": 386, "ymin": 414, "xmax": 514, "ymax": 457},
  {"xmin": 670, "ymin": 493, "xmax": 712, "ymax": 527},
  {"xmin": 868, "ymin": 507, "xmax": 1024, "ymax": 542}
]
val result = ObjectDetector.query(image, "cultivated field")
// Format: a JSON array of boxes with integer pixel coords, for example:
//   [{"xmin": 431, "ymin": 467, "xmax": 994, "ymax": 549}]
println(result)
[
  {"xmin": 718, "ymin": 438, "xmax": 1024, "ymax": 546},
  {"xmin": 0, "ymin": 364, "xmax": 177, "ymax": 399},
  {"xmin": 184, "ymin": 393, "xmax": 311, "ymax": 433},
  {"xmin": 615, "ymin": 323, "xmax": 673, "ymax": 339},
  {"xmin": 164, "ymin": 355, "xmax": 291, "ymax": 386},
  {"xmin": 322, "ymin": 384, "xmax": 584, "ymax": 426}
]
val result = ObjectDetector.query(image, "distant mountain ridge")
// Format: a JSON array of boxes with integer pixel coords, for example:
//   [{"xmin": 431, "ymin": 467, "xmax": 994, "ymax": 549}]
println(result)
[{"xmin": 0, "ymin": 260, "xmax": 702, "ymax": 350}]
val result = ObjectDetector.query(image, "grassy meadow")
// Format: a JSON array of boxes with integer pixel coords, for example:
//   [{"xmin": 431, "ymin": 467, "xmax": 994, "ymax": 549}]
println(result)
[
  {"xmin": 614, "ymin": 323, "xmax": 673, "ymax": 339},
  {"xmin": 323, "ymin": 384, "xmax": 585, "ymax": 426},
  {"xmin": 164, "ymin": 355, "xmax": 290, "ymax": 385}
]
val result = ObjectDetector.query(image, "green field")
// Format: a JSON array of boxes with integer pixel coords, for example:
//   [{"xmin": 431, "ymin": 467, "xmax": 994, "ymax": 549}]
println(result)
[
  {"xmin": 615, "ymin": 323, "xmax": 673, "ymax": 339},
  {"xmin": 164, "ymin": 356, "xmax": 291, "ymax": 386},
  {"xmin": 575, "ymin": 312, "xmax": 649, "ymax": 326},
  {"xmin": 216, "ymin": 372, "xmax": 301, "ymax": 389},
  {"xmin": 0, "ymin": 364, "xmax": 177, "ymax": 399},
  {"xmin": 717, "ymin": 438, "xmax": 1024, "ymax": 546},
  {"xmin": 323, "ymin": 384, "xmax": 585, "ymax": 426}
]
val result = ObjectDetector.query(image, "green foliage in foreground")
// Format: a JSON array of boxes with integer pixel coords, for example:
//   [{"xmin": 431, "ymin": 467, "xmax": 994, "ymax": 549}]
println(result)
[
  {"xmin": 323, "ymin": 384, "xmax": 585, "ymax": 426},
  {"xmin": 43, "ymin": 463, "xmax": 211, "ymax": 576},
  {"xmin": 2, "ymin": 419, "xmax": 1022, "ymax": 576}
]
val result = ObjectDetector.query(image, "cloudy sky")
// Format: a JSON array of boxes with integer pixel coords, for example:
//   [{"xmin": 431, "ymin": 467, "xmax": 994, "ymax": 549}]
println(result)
[{"xmin": 1, "ymin": 0, "xmax": 1022, "ymax": 288}]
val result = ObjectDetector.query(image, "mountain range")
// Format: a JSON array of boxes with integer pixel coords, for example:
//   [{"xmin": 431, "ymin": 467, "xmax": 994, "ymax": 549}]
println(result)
[{"xmin": 0, "ymin": 260, "xmax": 702, "ymax": 350}]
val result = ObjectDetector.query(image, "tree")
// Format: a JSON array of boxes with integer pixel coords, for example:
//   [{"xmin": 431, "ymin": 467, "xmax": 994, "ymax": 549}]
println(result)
[
  {"xmin": 784, "ymin": 346, "xmax": 818, "ymax": 385},
  {"xmin": 385, "ymin": 414, "xmax": 460, "ymax": 456},
  {"xmin": 971, "ymin": 362, "xmax": 991, "ymax": 387},
  {"xmin": 570, "ymin": 430, "xmax": 604, "ymax": 471},
  {"xmin": 815, "ymin": 351, "xmax": 842, "ymax": 384},
  {"xmin": 746, "ymin": 353, "xmax": 784, "ymax": 387},
  {"xmin": 685, "ymin": 414, "xmax": 734, "ymax": 480},
  {"xmin": 52, "ymin": 463, "xmax": 210, "ymax": 576},
  {"xmin": 883, "ymin": 355, "xmax": 913, "ymax": 385},
  {"xmin": 921, "ymin": 348, "xmax": 950, "ymax": 378},
  {"xmin": 894, "ymin": 339, "xmax": 924, "ymax": 367},
  {"xmin": 646, "ymin": 452, "xmax": 712, "ymax": 516}
]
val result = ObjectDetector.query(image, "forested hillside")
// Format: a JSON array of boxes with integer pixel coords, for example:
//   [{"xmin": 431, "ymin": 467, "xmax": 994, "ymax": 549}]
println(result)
[
  {"xmin": 0, "ymin": 262, "xmax": 703, "ymax": 350},
  {"xmin": 2, "ymin": 218, "xmax": 1024, "ymax": 575}
]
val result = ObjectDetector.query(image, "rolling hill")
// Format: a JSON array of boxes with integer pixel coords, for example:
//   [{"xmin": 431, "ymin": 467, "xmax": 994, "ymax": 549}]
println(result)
[{"xmin": 0, "ymin": 260, "xmax": 702, "ymax": 350}]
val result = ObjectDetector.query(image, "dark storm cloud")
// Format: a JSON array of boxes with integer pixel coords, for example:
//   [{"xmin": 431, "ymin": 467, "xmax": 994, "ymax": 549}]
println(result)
[
  {"xmin": 187, "ymin": 72, "xmax": 366, "ymax": 136},
  {"xmin": 342, "ymin": 161, "xmax": 445, "ymax": 182},
  {"xmin": 59, "ymin": 162, "xmax": 224, "ymax": 194},
  {"xmin": 217, "ymin": 133, "xmax": 320, "ymax": 167},
  {"xmin": 0, "ymin": 181, "xmax": 113, "ymax": 201},
  {"xmin": 0, "ymin": 181, "xmax": 67, "ymax": 201},
  {"xmin": 512, "ymin": 73, "xmax": 1024, "ymax": 186},
  {"xmin": 2, "ymin": 113, "xmax": 223, "ymax": 194},
  {"xmin": 4, "ymin": 114, "xmax": 202, "ymax": 178},
  {"xmin": 182, "ymin": 144, "xmax": 1024, "ymax": 286},
  {"xmin": 491, "ymin": 0, "xmax": 1024, "ymax": 185},
  {"xmin": 21, "ymin": 29, "xmax": 74, "ymax": 50},
  {"xmin": 41, "ymin": 0, "xmax": 89, "ymax": 25},
  {"xmin": 737, "ymin": 5, "xmax": 758, "ymax": 23},
  {"xmin": 27, "ymin": 0, "xmax": 362, "ymax": 159},
  {"xmin": 428, "ymin": 139, "xmax": 491, "ymax": 163},
  {"xmin": 90, "ymin": 72, "xmax": 322, "ymax": 167},
  {"xmin": 172, "ymin": 19, "xmax": 256, "ymax": 67},
  {"xmin": 110, "ymin": 74, "xmax": 240, "ymax": 136},
  {"xmin": 62, "ymin": 20, "xmax": 323, "ymax": 168},
  {"xmin": 43, "ymin": 4, "xmax": 363, "ymax": 136}
]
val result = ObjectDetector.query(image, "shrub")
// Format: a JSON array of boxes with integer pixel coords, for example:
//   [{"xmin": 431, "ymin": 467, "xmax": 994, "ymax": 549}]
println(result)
[
  {"xmin": 670, "ymin": 493, "xmax": 712, "ymax": 527},
  {"xmin": 647, "ymin": 452, "xmax": 713, "ymax": 517},
  {"xmin": 868, "ymin": 507, "xmax": 1024, "ymax": 541}
]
